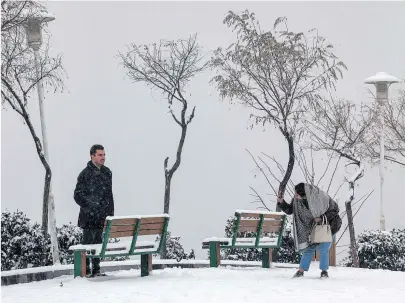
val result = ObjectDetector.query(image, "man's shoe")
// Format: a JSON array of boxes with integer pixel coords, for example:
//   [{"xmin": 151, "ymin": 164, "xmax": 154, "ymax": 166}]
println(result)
[
  {"xmin": 91, "ymin": 270, "xmax": 106, "ymax": 277},
  {"xmin": 320, "ymin": 270, "xmax": 329, "ymax": 278},
  {"xmin": 292, "ymin": 270, "xmax": 304, "ymax": 278},
  {"xmin": 85, "ymin": 267, "xmax": 92, "ymax": 278}
]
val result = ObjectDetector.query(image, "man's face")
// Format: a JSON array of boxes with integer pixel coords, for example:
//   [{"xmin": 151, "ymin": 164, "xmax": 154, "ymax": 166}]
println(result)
[{"xmin": 91, "ymin": 149, "xmax": 105, "ymax": 166}]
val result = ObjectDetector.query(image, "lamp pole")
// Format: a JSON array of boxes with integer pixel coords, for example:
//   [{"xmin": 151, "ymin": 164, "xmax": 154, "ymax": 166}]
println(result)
[
  {"xmin": 364, "ymin": 72, "xmax": 400, "ymax": 231},
  {"xmin": 24, "ymin": 9, "xmax": 60, "ymax": 264}
]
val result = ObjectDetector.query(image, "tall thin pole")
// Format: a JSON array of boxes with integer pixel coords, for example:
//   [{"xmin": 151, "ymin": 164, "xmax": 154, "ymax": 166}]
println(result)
[
  {"xmin": 377, "ymin": 83, "xmax": 386, "ymax": 231},
  {"xmin": 33, "ymin": 50, "xmax": 49, "ymax": 159},
  {"xmin": 364, "ymin": 72, "xmax": 399, "ymax": 231},
  {"xmin": 33, "ymin": 48, "xmax": 60, "ymax": 264}
]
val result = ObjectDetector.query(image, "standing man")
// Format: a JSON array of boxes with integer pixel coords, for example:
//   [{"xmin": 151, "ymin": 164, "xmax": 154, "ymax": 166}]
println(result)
[{"xmin": 74, "ymin": 144, "xmax": 114, "ymax": 277}]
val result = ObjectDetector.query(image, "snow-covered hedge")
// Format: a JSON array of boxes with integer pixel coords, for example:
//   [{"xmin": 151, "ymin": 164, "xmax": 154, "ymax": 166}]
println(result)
[
  {"xmin": 1, "ymin": 210, "xmax": 130, "ymax": 271},
  {"xmin": 342, "ymin": 229, "xmax": 405, "ymax": 271},
  {"xmin": 57, "ymin": 223, "xmax": 83, "ymax": 265},
  {"xmin": 154, "ymin": 231, "xmax": 195, "ymax": 261},
  {"xmin": 1, "ymin": 210, "xmax": 51, "ymax": 270},
  {"xmin": 220, "ymin": 216, "xmax": 300, "ymax": 263}
]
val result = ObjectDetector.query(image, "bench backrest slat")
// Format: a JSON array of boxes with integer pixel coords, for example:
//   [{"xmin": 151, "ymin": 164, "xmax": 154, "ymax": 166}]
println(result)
[
  {"xmin": 109, "ymin": 230, "xmax": 136, "ymax": 238},
  {"xmin": 104, "ymin": 218, "xmax": 138, "ymax": 227},
  {"xmin": 140, "ymin": 217, "xmax": 166, "ymax": 224},
  {"xmin": 109, "ymin": 225, "xmax": 138, "ymax": 232},
  {"xmin": 139, "ymin": 223, "xmax": 164, "ymax": 230},
  {"xmin": 239, "ymin": 225, "xmax": 284, "ymax": 233},
  {"xmin": 261, "ymin": 225, "xmax": 284, "ymax": 233}
]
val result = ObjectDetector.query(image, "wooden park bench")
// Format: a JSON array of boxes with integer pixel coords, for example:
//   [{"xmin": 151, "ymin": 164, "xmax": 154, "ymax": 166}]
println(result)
[
  {"xmin": 69, "ymin": 214, "xmax": 169, "ymax": 278},
  {"xmin": 202, "ymin": 210, "xmax": 286, "ymax": 268}
]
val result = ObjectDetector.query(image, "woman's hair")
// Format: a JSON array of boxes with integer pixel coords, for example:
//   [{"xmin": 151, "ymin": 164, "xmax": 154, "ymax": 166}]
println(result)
[{"xmin": 295, "ymin": 183, "xmax": 306, "ymax": 197}]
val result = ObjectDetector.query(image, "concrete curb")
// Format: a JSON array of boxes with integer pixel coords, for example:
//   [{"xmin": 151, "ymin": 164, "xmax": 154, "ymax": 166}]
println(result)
[{"xmin": 1, "ymin": 260, "xmax": 298, "ymax": 286}]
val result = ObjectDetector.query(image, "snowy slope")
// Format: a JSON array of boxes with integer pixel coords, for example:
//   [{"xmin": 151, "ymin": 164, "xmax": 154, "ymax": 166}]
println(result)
[{"xmin": 2, "ymin": 264, "xmax": 405, "ymax": 303}]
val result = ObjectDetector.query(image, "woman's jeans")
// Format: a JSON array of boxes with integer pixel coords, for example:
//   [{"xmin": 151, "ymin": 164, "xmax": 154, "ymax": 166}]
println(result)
[{"xmin": 299, "ymin": 234, "xmax": 335, "ymax": 271}]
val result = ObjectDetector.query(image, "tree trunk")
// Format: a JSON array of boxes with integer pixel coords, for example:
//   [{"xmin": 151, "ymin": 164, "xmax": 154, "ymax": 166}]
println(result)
[
  {"xmin": 24, "ymin": 113, "xmax": 51, "ymax": 238},
  {"xmin": 277, "ymin": 132, "xmax": 295, "ymax": 211},
  {"xmin": 160, "ymin": 173, "xmax": 171, "ymax": 259},
  {"xmin": 160, "ymin": 126, "xmax": 186, "ymax": 259},
  {"xmin": 42, "ymin": 166, "xmax": 51, "ymax": 237},
  {"xmin": 2, "ymin": 82, "xmax": 52, "ymax": 237},
  {"xmin": 160, "ymin": 100, "xmax": 191, "ymax": 259},
  {"xmin": 345, "ymin": 200, "xmax": 359, "ymax": 267},
  {"xmin": 163, "ymin": 174, "xmax": 171, "ymax": 214},
  {"xmin": 345, "ymin": 178, "xmax": 360, "ymax": 268}
]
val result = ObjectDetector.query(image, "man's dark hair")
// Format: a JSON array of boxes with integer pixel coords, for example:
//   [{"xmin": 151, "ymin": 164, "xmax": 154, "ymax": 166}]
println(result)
[{"xmin": 90, "ymin": 144, "xmax": 104, "ymax": 156}]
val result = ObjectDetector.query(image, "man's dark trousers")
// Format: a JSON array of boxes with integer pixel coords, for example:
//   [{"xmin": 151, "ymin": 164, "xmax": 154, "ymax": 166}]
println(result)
[{"xmin": 82, "ymin": 228, "xmax": 103, "ymax": 274}]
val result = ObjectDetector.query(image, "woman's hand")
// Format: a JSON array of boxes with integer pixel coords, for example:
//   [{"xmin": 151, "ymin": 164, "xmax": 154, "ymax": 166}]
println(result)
[
  {"xmin": 314, "ymin": 217, "xmax": 322, "ymax": 223},
  {"xmin": 277, "ymin": 191, "xmax": 284, "ymax": 203}
]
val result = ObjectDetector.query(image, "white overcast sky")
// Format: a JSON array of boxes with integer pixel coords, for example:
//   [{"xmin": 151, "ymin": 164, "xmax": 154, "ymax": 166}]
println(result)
[{"xmin": 2, "ymin": 0, "xmax": 405, "ymax": 259}]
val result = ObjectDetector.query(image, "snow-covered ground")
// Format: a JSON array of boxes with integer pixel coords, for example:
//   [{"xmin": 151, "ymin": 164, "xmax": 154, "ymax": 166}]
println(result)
[{"xmin": 2, "ymin": 264, "xmax": 405, "ymax": 303}]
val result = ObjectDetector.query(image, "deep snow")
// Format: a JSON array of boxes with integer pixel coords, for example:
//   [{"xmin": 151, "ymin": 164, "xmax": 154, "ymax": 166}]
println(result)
[{"xmin": 2, "ymin": 263, "xmax": 405, "ymax": 303}]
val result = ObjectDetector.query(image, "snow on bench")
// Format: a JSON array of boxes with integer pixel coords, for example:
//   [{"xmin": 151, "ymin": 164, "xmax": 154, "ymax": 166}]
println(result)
[
  {"xmin": 202, "ymin": 237, "xmax": 279, "ymax": 247},
  {"xmin": 68, "ymin": 241, "xmax": 157, "ymax": 256}
]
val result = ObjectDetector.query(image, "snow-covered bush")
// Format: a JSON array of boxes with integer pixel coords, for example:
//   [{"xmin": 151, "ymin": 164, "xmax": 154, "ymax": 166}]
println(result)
[
  {"xmin": 1, "ymin": 210, "xmax": 51, "ymax": 270},
  {"xmin": 220, "ymin": 216, "xmax": 300, "ymax": 263},
  {"xmin": 1, "ymin": 210, "xmax": 131, "ymax": 271},
  {"xmin": 272, "ymin": 218, "xmax": 301, "ymax": 264},
  {"xmin": 342, "ymin": 229, "xmax": 405, "ymax": 271},
  {"xmin": 154, "ymin": 231, "xmax": 194, "ymax": 261},
  {"xmin": 57, "ymin": 223, "xmax": 82, "ymax": 264}
]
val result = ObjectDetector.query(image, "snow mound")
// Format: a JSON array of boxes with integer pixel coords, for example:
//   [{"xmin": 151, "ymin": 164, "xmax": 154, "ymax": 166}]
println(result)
[{"xmin": 2, "ymin": 265, "xmax": 405, "ymax": 303}]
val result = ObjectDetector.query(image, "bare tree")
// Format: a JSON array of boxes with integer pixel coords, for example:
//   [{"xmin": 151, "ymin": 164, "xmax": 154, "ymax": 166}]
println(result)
[
  {"xmin": 247, "ymin": 145, "xmax": 345, "ymax": 217},
  {"xmin": 248, "ymin": 142, "xmax": 374, "ymax": 261},
  {"xmin": 211, "ymin": 10, "xmax": 346, "ymax": 205},
  {"xmin": 303, "ymin": 97, "xmax": 375, "ymax": 267},
  {"xmin": 119, "ymin": 34, "xmax": 207, "ymax": 257},
  {"xmin": 1, "ymin": 0, "xmax": 66, "ymax": 242},
  {"xmin": 362, "ymin": 89, "xmax": 405, "ymax": 167}
]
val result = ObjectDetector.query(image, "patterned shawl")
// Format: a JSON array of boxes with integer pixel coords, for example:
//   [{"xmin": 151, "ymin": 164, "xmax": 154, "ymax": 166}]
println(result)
[{"xmin": 292, "ymin": 183, "xmax": 330, "ymax": 252}]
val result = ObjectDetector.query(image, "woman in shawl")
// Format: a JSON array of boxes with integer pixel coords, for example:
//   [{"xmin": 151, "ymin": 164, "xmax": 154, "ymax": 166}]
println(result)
[{"xmin": 277, "ymin": 182, "xmax": 342, "ymax": 278}]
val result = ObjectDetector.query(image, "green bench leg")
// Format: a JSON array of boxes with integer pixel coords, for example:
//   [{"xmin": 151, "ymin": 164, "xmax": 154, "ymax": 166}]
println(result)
[
  {"xmin": 209, "ymin": 241, "xmax": 221, "ymax": 267},
  {"xmin": 141, "ymin": 254, "xmax": 152, "ymax": 277},
  {"xmin": 262, "ymin": 248, "xmax": 272, "ymax": 269},
  {"xmin": 74, "ymin": 249, "xmax": 86, "ymax": 278}
]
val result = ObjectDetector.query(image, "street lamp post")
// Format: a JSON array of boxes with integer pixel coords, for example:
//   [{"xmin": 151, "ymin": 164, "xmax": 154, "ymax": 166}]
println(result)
[
  {"xmin": 24, "ymin": 8, "xmax": 60, "ymax": 264},
  {"xmin": 364, "ymin": 72, "xmax": 400, "ymax": 231}
]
